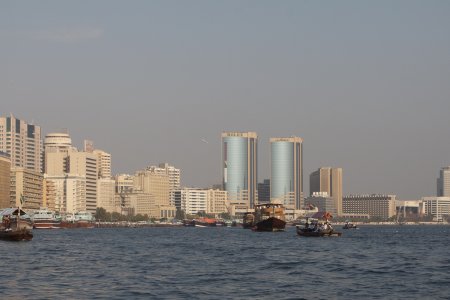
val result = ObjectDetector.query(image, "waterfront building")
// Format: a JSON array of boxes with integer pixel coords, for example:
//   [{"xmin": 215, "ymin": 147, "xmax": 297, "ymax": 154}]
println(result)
[
  {"xmin": 42, "ymin": 178, "xmax": 56, "ymax": 211},
  {"xmin": 146, "ymin": 163, "xmax": 181, "ymax": 206},
  {"xmin": 94, "ymin": 149, "xmax": 112, "ymax": 179},
  {"xmin": 310, "ymin": 167, "xmax": 343, "ymax": 215},
  {"xmin": 422, "ymin": 197, "xmax": 450, "ymax": 222},
  {"xmin": 207, "ymin": 189, "xmax": 228, "ymax": 215},
  {"xmin": 68, "ymin": 151, "xmax": 98, "ymax": 213},
  {"xmin": 343, "ymin": 194, "xmax": 396, "ymax": 219},
  {"xmin": 0, "ymin": 152, "xmax": 11, "ymax": 208},
  {"xmin": 270, "ymin": 137, "xmax": 303, "ymax": 209},
  {"xmin": 437, "ymin": 166, "xmax": 450, "ymax": 197},
  {"xmin": 304, "ymin": 192, "xmax": 337, "ymax": 215},
  {"xmin": 257, "ymin": 179, "xmax": 270, "ymax": 204},
  {"xmin": 174, "ymin": 188, "xmax": 208, "ymax": 215},
  {"xmin": 395, "ymin": 200, "xmax": 422, "ymax": 221},
  {"xmin": 134, "ymin": 169, "xmax": 170, "ymax": 207},
  {"xmin": 222, "ymin": 131, "xmax": 258, "ymax": 214},
  {"xmin": 0, "ymin": 114, "xmax": 43, "ymax": 173},
  {"xmin": 10, "ymin": 167, "xmax": 43, "ymax": 210},
  {"xmin": 97, "ymin": 178, "xmax": 116, "ymax": 212},
  {"xmin": 45, "ymin": 174, "xmax": 86, "ymax": 214}
]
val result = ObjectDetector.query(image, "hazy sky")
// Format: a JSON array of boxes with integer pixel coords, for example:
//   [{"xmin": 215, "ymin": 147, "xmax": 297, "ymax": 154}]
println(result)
[{"xmin": 2, "ymin": 1, "xmax": 450, "ymax": 199}]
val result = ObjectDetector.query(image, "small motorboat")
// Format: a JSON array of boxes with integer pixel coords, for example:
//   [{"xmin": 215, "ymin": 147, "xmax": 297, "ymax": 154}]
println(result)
[{"xmin": 342, "ymin": 221, "xmax": 358, "ymax": 229}]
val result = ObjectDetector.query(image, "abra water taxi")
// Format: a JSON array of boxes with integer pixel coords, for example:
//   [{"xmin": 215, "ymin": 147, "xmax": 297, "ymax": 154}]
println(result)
[
  {"xmin": 252, "ymin": 203, "xmax": 286, "ymax": 232},
  {"xmin": 0, "ymin": 208, "xmax": 33, "ymax": 241}
]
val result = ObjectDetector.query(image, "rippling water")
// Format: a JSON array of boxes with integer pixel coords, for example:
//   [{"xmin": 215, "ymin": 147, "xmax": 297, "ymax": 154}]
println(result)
[{"xmin": 1, "ymin": 225, "xmax": 450, "ymax": 299}]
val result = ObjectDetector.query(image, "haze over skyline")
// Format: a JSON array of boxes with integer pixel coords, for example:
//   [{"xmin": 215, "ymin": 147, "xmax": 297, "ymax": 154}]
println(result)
[{"xmin": 2, "ymin": 1, "xmax": 450, "ymax": 199}]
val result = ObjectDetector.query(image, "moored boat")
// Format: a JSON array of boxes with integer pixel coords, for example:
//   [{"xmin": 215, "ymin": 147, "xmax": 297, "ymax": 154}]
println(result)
[
  {"xmin": 60, "ymin": 212, "xmax": 95, "ymax": 229},
  {"xmin": 242, "ymin": 212, "xmax": 255, "ymax": 229},
  {"xmin": 252, "ymin": 203, "xmax": 286, "ymax": 232},
  {"xmin": 32, "ymin": 207, "xmax": 61, "ymax": 229}
]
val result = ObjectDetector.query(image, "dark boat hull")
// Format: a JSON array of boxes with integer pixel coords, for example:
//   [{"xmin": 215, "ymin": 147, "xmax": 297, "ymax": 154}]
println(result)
[
  {"xmin": 254, "ymin": 217, "xmax": 286, "ymax": 232},
  {"xmin": 296, "ymin": 228, "xmax": 342, "ymax": 237},
  {"xmin": 0, "ymin": 229, "xmax": 33, "ymax": 241}
]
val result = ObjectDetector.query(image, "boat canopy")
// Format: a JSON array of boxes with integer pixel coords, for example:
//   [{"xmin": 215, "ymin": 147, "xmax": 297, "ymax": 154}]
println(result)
[{"xmin": 0, "ymin": 208, "xmax": 29, "ymax": 216}]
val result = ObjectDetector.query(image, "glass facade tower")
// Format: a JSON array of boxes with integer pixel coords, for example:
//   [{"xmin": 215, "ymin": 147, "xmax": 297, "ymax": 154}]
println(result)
[
  {"xmin": 222, "ymin": 132, "xmax": 258, "ymax": 209},
  {"xmin": 270, "ymin": 137, "xmax": 303, "ymax": 209}
]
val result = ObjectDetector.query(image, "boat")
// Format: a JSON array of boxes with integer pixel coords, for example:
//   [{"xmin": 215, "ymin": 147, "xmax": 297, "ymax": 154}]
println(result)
[
  {"xmin": 296, "ymin": 213, "xmax": 342, "ymax": 237},
  {"xmin": 184, "ymin": 218, "xmax": 226, "ymax": 227},
  {"xmin": 0, "ymin": 208, "xmax": 33, "ymax": 241},
  {"xmin": 342, "ymin": 221, "xmax": 358, "ymax": 229},
  {"xmin": 60, "ymin": 212, "xmax": 95, "ymax": 229},
  {"xmin": 252, "ymin": 203, "xmax": 286, "ymax": 232},
  {"xmin": 242, "ymin": 212, "xmax": 255, "ymax": 229},
  {"xmin": 32, "ymin": 207, "xmax": 61, "ymax": 229}
]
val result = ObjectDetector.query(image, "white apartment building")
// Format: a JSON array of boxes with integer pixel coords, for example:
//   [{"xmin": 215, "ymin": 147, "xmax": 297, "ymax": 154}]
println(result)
[
  {"xmin": 422, "ymin": 197, "xmax": 450, "ymax": 222},
  {"xmin": 174, "ymin": 188, "xmax": 228, "ymax": 216},
  {"xmin": 45, "ymin": 174, "xmax": 86, "ymax": 214}
]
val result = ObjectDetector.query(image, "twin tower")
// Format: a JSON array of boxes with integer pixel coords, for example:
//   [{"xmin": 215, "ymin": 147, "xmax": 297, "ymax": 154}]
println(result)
[{"xmin": 222, "ymin": 132, "xmax": 303, "ymax": 215}]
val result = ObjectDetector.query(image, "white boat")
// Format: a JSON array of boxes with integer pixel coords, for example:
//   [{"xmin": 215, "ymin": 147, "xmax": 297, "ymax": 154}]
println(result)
[{"xmin": 32, "ymin": 207, "xmax": 61, "ymax": 229}]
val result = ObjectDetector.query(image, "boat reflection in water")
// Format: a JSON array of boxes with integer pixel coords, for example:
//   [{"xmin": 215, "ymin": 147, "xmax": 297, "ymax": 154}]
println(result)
[{"xmin": 244, "ymin": 203, "xmax": 286, "ymax": 232}]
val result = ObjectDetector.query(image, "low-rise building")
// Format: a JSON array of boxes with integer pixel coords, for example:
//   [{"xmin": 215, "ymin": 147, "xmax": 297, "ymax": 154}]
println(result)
[
  {"xmin": 422, "ymin": 197, "xmax": 450, "ymax": 222},
  {"xmin": 343, "ymin": 194, "xmax": 396, "ymax": 219}
]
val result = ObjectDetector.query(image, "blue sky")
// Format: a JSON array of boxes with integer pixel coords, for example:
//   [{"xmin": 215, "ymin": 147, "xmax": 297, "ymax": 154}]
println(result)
[{"xmin": 2, "ymin": 1, "xmax": 450, "ymax": 199}]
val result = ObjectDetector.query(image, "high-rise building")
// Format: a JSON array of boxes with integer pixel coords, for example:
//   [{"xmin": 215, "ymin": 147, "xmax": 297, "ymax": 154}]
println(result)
[
  {"xmin": 10, "ymin": 167, "xmax": 43, "ymax": 210},
  {"xmin": 207, "ymin": 189, "xmax": 228, "ymax": 215},
  {"xmin": 97, "ymin": 178, "xmax": 116, "ymax": 212},
  {"xmin": 42, "ymin": 178, "xmax": 56, "ymax": 211},
  {"xmin": 437, "ymin": 167, "xmax": 450, "ymax": 197},
  {"xmin": 175, "ymin": 188, "xmax": 208, "ymax": 215},
  {"xmin": 134, "ymin": 169, "xmax": 170, "ymax": 208},
  {"xmin": 45, "ymin": 174, "xmax": 86, "ymax": 214},
  {"xmin": 146, "ymin": 163, "xmax": 181, "ymax": 206},
  {"xmin": 222, "ymin": 131, "xmax": 258, "ymax": 213},
  {"xmin": 44, "ymin": 132, "xmax": 73, "ymax": 175},
  {"xmin": 115, "ymin": 174, "xmax": 134, "ymax": 194},
  {"xmin": 0, "ymin": 114, "xmax": 43, "ymax": 173},
  {"xmin": 68, "ymin": 151, "xmax": 98, "ymax": 213},
  {"xmin": 257, "ymin": 179, "xmax": 270, "ymax": 204},
  {"xmin": 270, "ymin": 137, "xmax": 303, "ymax": 209},
  {"xmin": 310, "ymin": 167, "xmax": 343, "ymax": 215},
  {"xmin": 94, "ymin": 149, "xmax": 112, "ymax": 179},
  {"xmin": 0, "ymin": 151, "xmax": 11, "ymax": 208}
]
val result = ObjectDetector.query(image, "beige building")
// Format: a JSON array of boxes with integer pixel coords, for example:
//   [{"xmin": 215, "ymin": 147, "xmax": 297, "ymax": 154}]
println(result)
[
  {"xmin": 68, "ymin": 151, "xmax": 98, "ymax": 213},
  {"xmin": 42, "ymin": 178, "xmax": 56, "ymax": 211},
  {"xmin": 343, "ymin": 194, "xmax": 396, "ymax": 219},
  {"xmin": 147, "ymin": 163, "xmax": 181, "ymax": 206},
  {"xmin": 207, "ymin": 189, "xmax": 228, "ymax": 215},
  {"xmin": 45, "ymin": 175, "xmax": 87, "ymax": 214},
  {"xmin": 94, "ymin": 149, "xmax": 112, "ymax": 179},
  {"xmin": 134, "ymin": 169, "xmax": 170, "ymax": 207},
  {"xmin": 310, "ymin": 167, "xmax": 343, "ymax": 215},
  {"xmin": 97, "ymin": 178, "xmax": 116, "ymax": 212},
  {"xmin": 0, "ymin": 152, "xmax": 11, "ymax": 208},
  {"xmin": 304, "ymin": 192, "xmax": 337, "ymax": 215},
  {"xmin": 0, "ymin": 114, "xmax": 43, "ymax": 173},
  {"xmin": 44, "ymin": 132, "xmax": 74, "ymax": 175},
  {"xmin": 115, "ymin": 174, "xmax": 134, "ymax": 194},
  {"xmin": 10, "ymin": 167, "xmax": 43, "ymax": 210}
]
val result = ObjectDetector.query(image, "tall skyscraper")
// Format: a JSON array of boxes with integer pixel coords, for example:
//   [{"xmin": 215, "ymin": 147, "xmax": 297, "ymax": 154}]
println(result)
[
  {"xmin": 257, "ymin": 179, "xmax": 271, "ymax": 204},
  {"xmin": 310, "ymin": 167, "xmax": 343, "ymax": 215},
  {"xmin": 146, "ymin": 163, "xmax": 181, "ymax": 206},
  {"xmin": 437, "ymin": 166, "xmax": 450, "ymax": 197},
  {"xmin": 0, "ymin": 114, "xmax": 43, "ymax": 173},
  {"xmin": 93, "ymin": 149, "xmax": 112, "ymax": 179},
  {"xmin": 222, "ymin": 131, "xmax": 258, "ymax": 213},
  {"xmin": 270, "ymin": 137, "xmax": 303, "ymax": 209},
  {"xmin": 44, "ymin": 132, "xmax": 73, "ymax": 175}
]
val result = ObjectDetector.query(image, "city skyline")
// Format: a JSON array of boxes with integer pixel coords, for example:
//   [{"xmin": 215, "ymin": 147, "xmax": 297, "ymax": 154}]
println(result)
[{"xmin": 2, "ymin": 1, "xmax": 450, "ymax": 199}]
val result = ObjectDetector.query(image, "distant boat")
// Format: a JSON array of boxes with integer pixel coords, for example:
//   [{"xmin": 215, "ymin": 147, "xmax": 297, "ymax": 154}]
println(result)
[
  {"xmin": 185, "ymin": 218, "xmax": 226, "ymax": 227},
  {"xmin": 296, "ymin": 214, "xmax": 342, "ymax": 237},
  {"xmin": 60, "ymin": 212, "xmax": 95, "ymax": 229},
  {"xmin": 0, "ymin": 207, "xmax": 33, "ymax": 241},
  {"xmin": 32, "ymin": 207, "xmax": 61, "ymax": 229},
  {"xmin": 342, "ymin": 221, "xmax": 358, "ymax": 229},
  {"xmin": 252, "ymin": 203, "xmax": 286, "ymax": 232}
]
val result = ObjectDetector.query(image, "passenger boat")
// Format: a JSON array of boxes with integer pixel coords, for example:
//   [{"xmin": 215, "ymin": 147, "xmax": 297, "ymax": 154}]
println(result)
[
  {"xmin": 252, "ymin": 203, "xmax": 286, "ymax": 232},
  {"xmin": 296, "ymin": 213, "xmax": 342, "ymax": 237},
  {"xmin": 32, "ymin": 207, "xmax": 61, "ymax": 229},
  {"xmin": 342, "ymin": 221, "xmax": 358, "ymax": 229},
  {"xmin": 242, "ymin": 212, "xmax": 255, "ymax": 229},
  {"xmin": 0, "ymin": 208, "xmax": 33, "ymax": 241}
]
